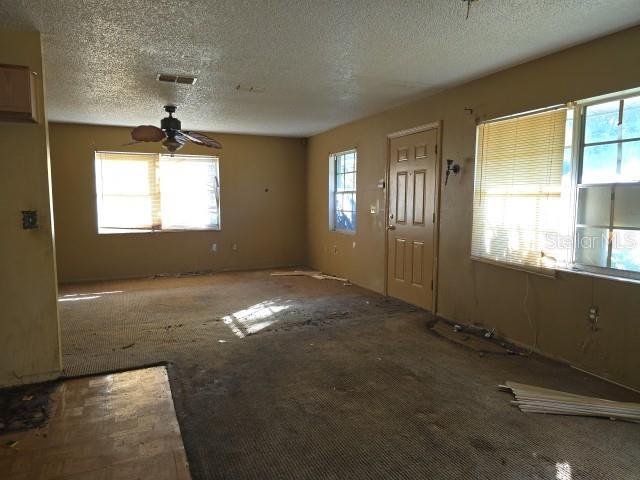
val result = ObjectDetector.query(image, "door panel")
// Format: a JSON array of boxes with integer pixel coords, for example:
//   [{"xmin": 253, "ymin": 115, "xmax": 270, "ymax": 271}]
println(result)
[
  {"xmin": 394, "ymin": 238, "xmax": 406, "ymax": 281},
  {"xmin": 411, "ymin": 241, "xmax": 424, "ymax": 286},
  {"xmin": 413, "ymin": 169, "xmax": 426, "ymax": 225},
  {"xmin": 387, "ymin": 128, "xmax": 438, "ymax": 311},
  {"xmin": 396, "ymin": 172, "xmax": 407, "ymax": 223}
]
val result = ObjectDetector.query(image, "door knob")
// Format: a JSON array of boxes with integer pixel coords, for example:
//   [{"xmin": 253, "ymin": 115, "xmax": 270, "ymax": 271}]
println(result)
[{"xmin": 387, "ymin": 225, "xmax": 396, "ymax": 231}]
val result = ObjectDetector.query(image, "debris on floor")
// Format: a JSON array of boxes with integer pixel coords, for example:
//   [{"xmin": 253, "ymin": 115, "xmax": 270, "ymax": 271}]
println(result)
[
  {"xmin": 428, "ymin": 318, "xmax": 524, "ymax": 355},
  {"xmin": 1, "ymin": 440, "xmax": 18, "ymax": 450},
  {"xmin": 122, "ymin": 343, "xmax": 135, "ymax": 349},
  {"xmin": 500, "ymin": 381, "xmax": 640, "ymax": 423},
  {"xmin": 0, "ymin": 381, "xmax": 57, "ymax": 434},
  {"xmin": 271, "ymin": 270, "xmax": 349, "ymax": 282}
]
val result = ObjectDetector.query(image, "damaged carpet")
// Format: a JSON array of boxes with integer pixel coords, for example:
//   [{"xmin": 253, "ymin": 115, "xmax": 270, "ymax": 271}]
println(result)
[{"xmin": 58, "ymin": 270, "xmax": 640, "ymax": 480}]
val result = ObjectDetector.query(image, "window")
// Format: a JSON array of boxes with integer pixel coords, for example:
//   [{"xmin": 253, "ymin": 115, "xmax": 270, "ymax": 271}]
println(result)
[
  {"xmin": 472, "ymin": 107, "xmax": 571, "ymax": 271},
  {"xmin": 95, "ymin": 152, "xmax": 220, "ymax": 233},
  {"xmin": 575, "ymin": 94, "xmax": 640, "ymax": 274},
  {"xmin": 329, "ymin": 149, "xmax": 357, "ymax": 232},
  {"xmin": 471, "ymin": 89, "xmax": 640, "ymax": 280}
]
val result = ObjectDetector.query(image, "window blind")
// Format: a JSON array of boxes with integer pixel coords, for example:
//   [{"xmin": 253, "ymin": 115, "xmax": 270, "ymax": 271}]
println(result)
[
  {"xmin": 471, "ymin": 108, "xmax": 567, "ymax": 270},
  {"xmin": 95, "ymin": 151, "xmax": 159, "ymax": 231},
  {"xmin": 159, "ymin": 154, "xmax": 220, "ymax": 230},
  {"xmin": 95, "ymin": 152, "xmax": 220, "ymax": 233}
]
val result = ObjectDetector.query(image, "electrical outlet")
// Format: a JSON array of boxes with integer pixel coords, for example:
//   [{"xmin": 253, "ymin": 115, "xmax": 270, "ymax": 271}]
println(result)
[
  {"xmin": 232, "ymin": 243, "xmax": 238, "ymax": 251},
  {"xmin": 22, "ymin": 210, "xmax": 38, "ymax": 229},
  {"xmin": 333, "ymin": 245, "xmax": 338, "ymax": 255},
  {"xmin": 211, "ymin": 243, "xmax": 217, "ymax": 253}
]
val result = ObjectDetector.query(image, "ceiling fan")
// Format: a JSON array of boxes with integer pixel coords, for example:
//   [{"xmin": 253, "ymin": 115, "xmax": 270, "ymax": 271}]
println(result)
[{"xmin": 128, "ymin": 105, "xmax": 222, "ymax": 153}]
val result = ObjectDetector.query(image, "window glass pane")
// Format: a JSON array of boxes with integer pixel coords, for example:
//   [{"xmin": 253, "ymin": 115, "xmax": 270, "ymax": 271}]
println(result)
[
  {"xmin": 344, "ymin": 153, "xmax": 355, "ymax": 172},
  {"xmin": 611, "ymin": 230, "xmax": 640, "ymax": 272},
  {"xmin": 336, "ymin": 173, "xmax": 345, "ymax": 191},
  {"xmin": 576, "ymin": 186, "xmax": 611, "ymax": 226},
  {"xmin": 621, "ymin": 140, "xmax": 640, "ymax": 181},
  {"xmin": 622, "ymin": 96, "xmax": 640, "ymax": 140},
  {"xmin": 581, "ymin": 143, "xmax": 618, "ymax": 183},
  {"xmin": 613, "ymin": 185, "xmax": 640, "ymax": 228},
  {"xmin": 584, "ymin": 100, "xmax": 620, "ymax": 144},
  {"xmin": 575, "ymin": 226, "xmax": 609, "ymax": 267},
  {"xmin": 159, "ymin": 156, "xmax": 219, "ymax": 229},
  {"xmin": 336, "ymin": 210, "xmax": 356, "ymax": 231},
  {"xmin": 344, "ymin": 172, "xmax": 355, "ymax": 190},
  {"xmin": 336, "ymin": 155, "xmax": 344, "ymax": 174},
  {"xmin": 344, "ymin": 193, "xmax": 355, "ymax": 211}
]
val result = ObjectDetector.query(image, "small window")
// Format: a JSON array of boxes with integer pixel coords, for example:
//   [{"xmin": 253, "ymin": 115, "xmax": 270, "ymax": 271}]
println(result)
[
  {"xmin": 95, "ymin": 151, "xmax": 220, "ymax": 233},
  {"xmin": 575, "ymin": 94, "xmax": 640, "ymax": 273},
  {"xmin": 329, "ymin": 149, "xmax": 357, "ymax": 233}
]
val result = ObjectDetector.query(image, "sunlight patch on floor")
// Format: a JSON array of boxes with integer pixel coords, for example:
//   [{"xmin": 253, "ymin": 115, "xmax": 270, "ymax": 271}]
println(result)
[
  {"xmin": 222, "ymin": 300, "xmax": 290, "ymax": 338},
  {"xmin": 59, "ymin": 290, "xmax": 123, "ymax": 302},
  {"xmin": 556, "ymin": 462, "xmax": 572, "ymax": 480}
]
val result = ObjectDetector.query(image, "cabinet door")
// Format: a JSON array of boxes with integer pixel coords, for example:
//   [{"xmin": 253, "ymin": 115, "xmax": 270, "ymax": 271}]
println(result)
[{"xmin": 0, "ymin": 64, "xmax": 37, "ymax": 122}]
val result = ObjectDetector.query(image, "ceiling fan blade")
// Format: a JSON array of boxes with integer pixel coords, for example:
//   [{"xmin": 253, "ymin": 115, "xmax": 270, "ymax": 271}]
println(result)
[
  {"xmin": 181, "ymin": 131, "xmax": 222, "ymax": 149},
  {"xmin": 131, "ymin": 125, "xmax": 166, "ymax": 142},
  {"xmin": 121, "ymin": 140, "xmax": 142, "ymax": 146},
  {"xmin": 174, "ymin": 132, "xmax": 190, "ymax": 146}
]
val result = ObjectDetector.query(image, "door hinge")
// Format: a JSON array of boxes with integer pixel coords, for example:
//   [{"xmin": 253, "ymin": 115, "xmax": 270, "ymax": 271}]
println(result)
[
  {"xmin": 432, "ymin": 213, "xmax": 436, "ymax": 223},
  {"xmin": 430, "ymin": 279, "xmax": 434, "ymax": 290},
  {"xmin": 435, "ymin": 144, "xmax": 438, "ymax": 155}
]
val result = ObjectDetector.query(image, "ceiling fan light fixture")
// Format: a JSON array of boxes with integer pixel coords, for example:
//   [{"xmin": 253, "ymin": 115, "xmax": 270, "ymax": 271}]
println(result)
[{"xmin": 128, "ymin": 105, "xmax": 222, "ymax": 152}]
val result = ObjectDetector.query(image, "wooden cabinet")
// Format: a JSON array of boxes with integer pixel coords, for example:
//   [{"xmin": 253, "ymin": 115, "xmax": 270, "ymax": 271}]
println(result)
[{"xmin": 0, "ymin": 64, "xmax": 38, "ymax": 123}]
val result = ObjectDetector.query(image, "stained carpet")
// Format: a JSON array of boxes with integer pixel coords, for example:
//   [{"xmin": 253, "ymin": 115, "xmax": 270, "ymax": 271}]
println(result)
[{"xmin": 58, "ymin": 270, "xmax": 640, "ymax": 480}]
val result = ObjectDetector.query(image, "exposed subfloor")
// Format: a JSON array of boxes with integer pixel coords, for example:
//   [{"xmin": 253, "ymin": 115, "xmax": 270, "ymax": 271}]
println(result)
[
  {"xmin": 58, "ymin": 270, "xmax": 640, "ymax": 480},
  {"xmin": 0, "ymin": 367, "xmax": 190, "ymax": 480}
]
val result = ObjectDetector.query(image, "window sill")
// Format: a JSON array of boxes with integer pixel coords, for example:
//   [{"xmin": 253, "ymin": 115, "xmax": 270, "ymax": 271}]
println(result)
[
  {"xmin": 471, "ymin": 256, "xmax": 640, "ymax": 285},
  {"xmin": 470, "ymin": 256, "xmax": 557, "ymax": 279},
  {"xmin": 98, "ymin": 227, "xmax": 221, "ymax": 235},
  {"xmin": 558, "ymin": 265, "xmax": 640, "ymax": 286},
  {"xmin": 330, "ymin": 229, "xmax": 356, "ymax": 236}
]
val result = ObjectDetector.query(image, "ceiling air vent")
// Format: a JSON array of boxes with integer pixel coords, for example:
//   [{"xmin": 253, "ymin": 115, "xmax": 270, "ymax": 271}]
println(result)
[
  {"xmin": 157, "ymin": 73, "xmax": 197, "ymax": 85},
  {"xmin": 236, "ymin": 84, "xmax": 265, "ymax": 93}
]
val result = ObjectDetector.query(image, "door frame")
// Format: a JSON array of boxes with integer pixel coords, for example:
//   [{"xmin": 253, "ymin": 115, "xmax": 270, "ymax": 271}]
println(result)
[{"xmin": 383, "ymin": 121, "xmax": 443, "ymax": 314}]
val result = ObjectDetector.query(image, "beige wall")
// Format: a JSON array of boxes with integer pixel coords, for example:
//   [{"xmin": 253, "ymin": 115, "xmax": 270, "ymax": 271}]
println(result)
[
  {"xmin": 307, "ymin": 26, "xmax": 640, "ymax": 390},
  {"xmin": 49, "ymin": 124, "xmax": 307, "ymax": 282},
  {"xmin": 0, "ymin": 31, "xmax": 62, "ymax": 387}
]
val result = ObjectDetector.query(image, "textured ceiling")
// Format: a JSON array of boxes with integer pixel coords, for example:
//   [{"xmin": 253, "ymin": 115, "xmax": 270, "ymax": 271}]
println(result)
[{"xmin": 1, "ymin": 1, "xmax": 640, "ymax": 137}]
